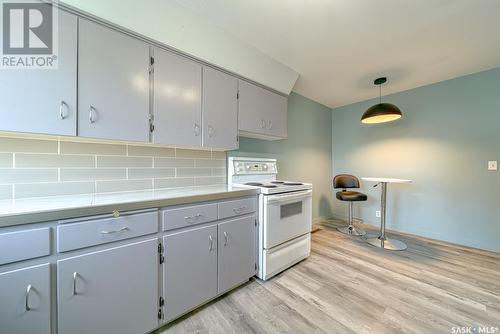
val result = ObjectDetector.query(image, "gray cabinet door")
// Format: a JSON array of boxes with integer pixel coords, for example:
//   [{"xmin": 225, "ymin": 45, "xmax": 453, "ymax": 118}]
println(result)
[
  {"xmin": 153, "ymin": 48, "xmax": 202, "ymax": 147},
  {"xmin": 163, "ymin": 224, "xmax": 217, "ymax": 323},
  {"xmin": 267, "ymin": 93, "xmax": 288, "ymax": 139},
  {"xmin": 238, "ymin": 80, "xmax": 267, "ymax": 136},
  {"xmin": 57, "ymin": 239, "xmax": 158, "ymax": 334},
  {"xmin": 78, "ymin": 19, "xmax": 150, "ymax": 142},
  {"xmin": 202, "ymin": 67, "xmax": 238, "ymax": 150},
  {"xmin": 0, "ymin": 263, "xmax": 51, "ymax": 334},
  {"xmin": 0, "ymin": 9, "xmax": 77, "ymax": 136},
  {"xmin": 238, "ymin": 80, "xmax": 288, "ymax": 139},
  {"xmin": 218, "ymin": 215, "xmax": 256, "ymax": 293}
]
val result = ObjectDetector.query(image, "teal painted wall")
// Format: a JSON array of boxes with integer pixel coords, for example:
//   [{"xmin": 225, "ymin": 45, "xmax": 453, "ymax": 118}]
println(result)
[
  {"xmin": 332, "ymin": 68, "xmax": 500, "ymax": 252},
  {"xmin": 231, "ymin": 92, "xmax": 333, "ymax": 220}
]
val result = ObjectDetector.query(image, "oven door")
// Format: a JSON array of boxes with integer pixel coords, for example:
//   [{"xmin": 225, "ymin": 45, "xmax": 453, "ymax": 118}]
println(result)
[{"xmin": 263, "ymin": 189, "xmax": 312, "ymax": 249}]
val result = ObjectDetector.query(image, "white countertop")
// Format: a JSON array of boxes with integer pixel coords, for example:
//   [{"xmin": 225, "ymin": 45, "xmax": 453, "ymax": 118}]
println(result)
[
  {"xmin": 0, "ymin": 185, "xmax": 259, "ymax": 227},
  {"xmin": 362, "ymin": 177, "xmax": 412, "ymax": 183}
]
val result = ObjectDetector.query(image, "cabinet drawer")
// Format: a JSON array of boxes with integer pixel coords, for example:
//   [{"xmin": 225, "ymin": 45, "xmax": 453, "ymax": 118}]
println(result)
[
  {"xmin": 0, "ymin": 228, "xmax": 51, "ymax": 265},
  {"xmin": 162, "ymin": 203, "xmax": 217, "ymax": 231},
  {"xmin": 57, "ymin": 211, "xmax": 158, "ymax": 252},
  {"xmin": 218, "ymin": 197, "xmax": 256, "ymax": 220}
]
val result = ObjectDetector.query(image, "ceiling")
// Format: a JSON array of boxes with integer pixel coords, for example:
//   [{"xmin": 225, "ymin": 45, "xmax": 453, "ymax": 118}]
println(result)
[{"xmin": 174, "ymin": 0, "xmax": 500, "ymax": 108}]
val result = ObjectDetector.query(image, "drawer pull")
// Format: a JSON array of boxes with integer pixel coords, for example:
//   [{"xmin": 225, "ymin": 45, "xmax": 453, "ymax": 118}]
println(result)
[
  {"xmin": 112, "ymin": 210, "xmax": 120, "ymax": 217},
  {"xmin": 209, "ymin": 235, "xmax": 214, "ymax": 252},
  {"xmin": 25, "ymin": 285, "xmax": 32, "ymax": 311},
  {"xmin": 100, "ymin": 227, "xmax": 129, "ymax": 235},
  {"xmin": 223, "ymin": 231, "xmax": 229, "ymax": 247},
  {"xmin": 184, "ymin": 214, "xmax": 202, "ymax": 222},
  {"xmin": 73, "ymin": 272, "xmax": 79, "ymax": 295},
  {"xmin": 232, "ymin": 206, "xmax": 247, "ymax": 213}
]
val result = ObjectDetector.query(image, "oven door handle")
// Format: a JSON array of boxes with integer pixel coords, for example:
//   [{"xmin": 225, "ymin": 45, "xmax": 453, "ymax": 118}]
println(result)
[{"xmin": 266, "ymin": 190, "xmax": 312, "ymax": 204}]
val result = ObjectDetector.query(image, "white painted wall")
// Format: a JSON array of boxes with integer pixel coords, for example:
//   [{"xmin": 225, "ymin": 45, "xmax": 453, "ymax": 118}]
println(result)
[{"xmin": 61, "ymin": 0, "xmax": 299, "ymax": 94}]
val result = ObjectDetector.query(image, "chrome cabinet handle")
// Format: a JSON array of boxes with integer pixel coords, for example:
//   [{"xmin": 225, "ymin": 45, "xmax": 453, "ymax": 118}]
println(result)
[
  {"xmin": 194, "ymin": 123, "xmax": 200, "ymax": 136},
  {"xmin": 223, "ymin": 231, "xmax": 229, "ymax": 247},
  {"xmin": 89, "ymin": 106, "xmax": 96, "ymax": 124},
  {"xmin": 100, "ymin": 226, "xmax": 129, "ymax": 234},
  {"xmin": 73, "ymin": 272, "xmax": 78, "ymax": 295},
  {"xmin": 59, "ymin": 101, "xmax": 67, "ymax": 120},
  {"xmin": 208, "ymin": 125, "xmax": 215, "ymax": 138},
  {"xmin": 25, "ymin": 285, "xmax": 32, "ymax": 311},
  {"xmin": 184, "ymin": 214, "xmax": 202, "ymax": 222},
  {"xmin": 232, "ymin": 206, "xmax": 247, "ymax": 213},
  {"xmin": 209, "ymin": 235, "xmax": 214, "ymax": 252}
]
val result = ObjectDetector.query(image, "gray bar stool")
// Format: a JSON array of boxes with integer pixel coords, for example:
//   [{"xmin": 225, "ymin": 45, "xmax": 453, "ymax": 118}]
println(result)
[{"xmin": 333, "ymin": 174, "xmax": 367, "ymax": 236}]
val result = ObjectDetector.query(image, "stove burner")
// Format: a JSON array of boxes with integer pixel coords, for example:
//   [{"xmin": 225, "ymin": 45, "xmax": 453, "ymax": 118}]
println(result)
[
  {"xmin": 271, "ymin": 181, "xmax": 284, "ymax": 184},
  {"xmin": 283, "ymin": 182, "xmax": 303, "ymax": 186},
  {"xmin": 245, "ymin": 182, "xmax": 263, "ymax": 186},
  {"xmin": 262, "ymin": 185, "xmax": 278, "ymax": 188}
]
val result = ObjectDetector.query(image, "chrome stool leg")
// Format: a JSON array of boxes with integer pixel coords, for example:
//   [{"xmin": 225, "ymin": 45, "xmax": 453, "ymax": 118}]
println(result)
[{"xmin": 337, "ymin": 202, "xmax": 366, "ymax": 236}]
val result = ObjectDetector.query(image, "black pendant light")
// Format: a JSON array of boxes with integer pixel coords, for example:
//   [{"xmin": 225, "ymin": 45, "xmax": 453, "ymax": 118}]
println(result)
[{"xmin": 361, "ymin": 77, "xmax": 402, "ymax": 124}]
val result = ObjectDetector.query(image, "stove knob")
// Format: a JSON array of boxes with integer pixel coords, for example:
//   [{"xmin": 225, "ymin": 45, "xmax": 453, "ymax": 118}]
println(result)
[
  {"xmin": 263, "ymin": 165, "xmax": 268, "ymax": 170},
  {"xmin": 246, "ymin": 165, "xmax": 250, "ymax": 170},
  {"xmin": 236, "ymin": 167, "xmax": 241, "ymax": 172}
]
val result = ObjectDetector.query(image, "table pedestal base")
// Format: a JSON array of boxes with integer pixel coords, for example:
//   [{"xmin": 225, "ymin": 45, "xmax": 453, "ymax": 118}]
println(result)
[
  {"xmin": 365, "ymin": 236, "xmax": 407, "ymax": 251},
  {"xmin": 337, "ymin": 226, "xmax": 366, "ymax": 236}
]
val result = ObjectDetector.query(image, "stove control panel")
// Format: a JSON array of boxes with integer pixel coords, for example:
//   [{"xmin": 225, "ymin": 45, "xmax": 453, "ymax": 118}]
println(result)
[{"xmin": 232, "ymin": 160, "xmax": 277, "ymax": 175}]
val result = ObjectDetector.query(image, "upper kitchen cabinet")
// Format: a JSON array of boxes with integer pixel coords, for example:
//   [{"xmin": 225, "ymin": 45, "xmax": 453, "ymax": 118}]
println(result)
[
  {"xmin": 78, "ymin": 19, "xmax": 150, "ymax": 142},
  {"xmin": 153, "ymin": 48, "xmax": 202, "ymax": 147},
  {"xmin": 238, "ymin": 80, "xmax": 288, "ymax": 140},
  {"xmin": 0, "ymin": 9, "xmax": 77, "ymax": 136},
  {"xmin": 202, "ymin": 67, "xmax": 238, "ymax": 150}
]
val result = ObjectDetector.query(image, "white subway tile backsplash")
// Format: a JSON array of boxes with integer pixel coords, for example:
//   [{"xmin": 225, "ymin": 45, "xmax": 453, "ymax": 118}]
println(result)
[
  {"xmin": 176, "ymin": 148, "xmax": 211, "ymax": 159},
  {"xmin": 97, "ymin": 156, "xmax": 153, "ymax": 168},
  {"xmin": 128, "ymin": 168, "xmax": 175, "ymax": 179},
  {"xmin": 15, "ymin": 153, "xmax": 95, "ymax": 168},
  {"xmin": 212, "ymin": 168, "xmax": 226, "ymax": 176},
  {"xmin": 0, "ymin": 184, "xmax": 12, "ymax": 200},
  {"xmin": 0, "ymin": 169, "xmax": 58, "ymax": 183},
  {"xmin": 195, "ymin": 176, "xmax": 226, "ymax": 186},
  {"xmin": 154, "ymin": 177, "xmax": 195, "ymax": 189},
  {"xmin": 60, "ymin": 141, "xmax": 127, "ymax": 155},
  {"xmin": 211, "ymin": 151, "xmax": 226, "ymax": 160},
  {"xmin": 154, "ymin": 158, "xmax": 194, "ymax": 168},
  {"xmin": 0, "ymin": 136, "xmax": 227, "ymax": 199},
  {"xmin": 195, "ymin": 159, "xmax": 226, "ymax": 168},
  {"xmin": 0, "ymin": 137, "xmax": 58, "ymax": 153},
  {"xmin": 15, "ymin": 182, "xmax": 95, "ymax": 198},
  {"xmin": 0, "ymin": 153, "xmax": 13, "ymax": 168},
  {"xmin": 128, "ymin": 145, "xmax": 175, "ymax": 157},
  {"xmin": 177, "ymin": 167, "xmax": 212, "ymax": 177},
  {"xmin": 60, "ymin": 168, "xmax": 126, "ymax": 181},
  {"xmin": 96, "ymin": 179, "xmax": 152, "ymax": 193}
]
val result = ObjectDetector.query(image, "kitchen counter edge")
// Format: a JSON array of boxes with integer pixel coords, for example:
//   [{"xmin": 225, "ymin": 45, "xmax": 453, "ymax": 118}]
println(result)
[{"xmin": 0, "ymin": 188, "xmax": 259, "ymax": 228}]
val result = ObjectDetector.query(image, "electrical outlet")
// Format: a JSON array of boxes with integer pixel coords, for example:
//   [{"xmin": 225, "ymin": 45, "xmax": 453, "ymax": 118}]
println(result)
[
  {"xmin": 488, "ymin": 160, "xmax": 498, "ymax": 171},
  {"xmin": 375, "ymin": 210, "xmax": 381, "ymax": 218}
]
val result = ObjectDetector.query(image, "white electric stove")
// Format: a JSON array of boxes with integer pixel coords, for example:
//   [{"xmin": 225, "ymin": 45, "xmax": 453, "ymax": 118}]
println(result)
[{"xmin": 228, "ymin": 157, "xmax": 312, "ymax": 280}]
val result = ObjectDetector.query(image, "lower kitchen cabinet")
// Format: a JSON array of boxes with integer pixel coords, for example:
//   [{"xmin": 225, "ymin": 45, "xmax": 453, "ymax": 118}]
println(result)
[
  {"xmin": 218, "ymin": 215, "xmax": 256, "ymax": 293},
  {"xmin": 57, "ymin": 238, "xmax": 158, "ymax": 334},
  {"xmin": 0, "ymin": 263, "xmax": 51, "ymax": 334},
  {"xmin": 163, "ymin": 225, "xmax": 218, "ymax": 322}
]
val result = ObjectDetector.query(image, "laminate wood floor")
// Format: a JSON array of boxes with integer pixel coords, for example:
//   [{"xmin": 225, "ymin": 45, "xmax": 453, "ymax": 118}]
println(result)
[{"xmin": 157, "ymin": 220, "xmax": 500, "ymax": 334}]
